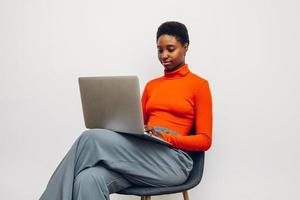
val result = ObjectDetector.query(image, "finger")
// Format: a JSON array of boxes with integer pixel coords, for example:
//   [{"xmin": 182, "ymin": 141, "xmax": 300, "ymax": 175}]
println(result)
[
  {"xmin": 152, "ymin": 131, "xmax": 158, "ymax": 136},
  {"xmin": 144, "ymin": 125, "xmax": 150, "ymax": 131}
]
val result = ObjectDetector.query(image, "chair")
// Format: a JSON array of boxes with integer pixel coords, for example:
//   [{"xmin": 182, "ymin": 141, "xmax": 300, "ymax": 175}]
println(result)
[{"xmin": 117, "ymin": 151, "xmax": 205, "ymax": 200}]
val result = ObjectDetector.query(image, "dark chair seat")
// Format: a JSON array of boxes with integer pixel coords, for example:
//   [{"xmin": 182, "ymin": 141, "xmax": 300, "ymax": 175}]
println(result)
[{"xmin": 117, "ymin": 151, "xmax": 205, "ymax": 199}]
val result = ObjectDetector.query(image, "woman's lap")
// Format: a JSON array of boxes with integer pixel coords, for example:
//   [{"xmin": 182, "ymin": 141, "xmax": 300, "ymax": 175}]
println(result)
[
  {"xmin": 40, "ymin": 128, "xmax": 194, "ymax": 200},
  {"xmin": 79, "ymin": 129, "xmax": 193, "ymax": 187}
]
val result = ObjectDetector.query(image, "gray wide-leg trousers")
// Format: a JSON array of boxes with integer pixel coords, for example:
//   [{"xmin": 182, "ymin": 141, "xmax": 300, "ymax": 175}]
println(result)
[{"xmin": 39, "ymin": 128, "xmax": 193, "ymax": 200}]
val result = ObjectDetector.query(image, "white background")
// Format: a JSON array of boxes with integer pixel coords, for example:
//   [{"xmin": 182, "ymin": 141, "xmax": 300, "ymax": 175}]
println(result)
[{"xmin": 1, "ymin": 0, "xmax": 299, "ymax": 199}]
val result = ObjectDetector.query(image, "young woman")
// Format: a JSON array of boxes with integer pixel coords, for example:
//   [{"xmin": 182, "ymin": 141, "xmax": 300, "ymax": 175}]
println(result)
[{"xmin": 40, "ymin": 21, "xmax": 212, "ymax": 200}]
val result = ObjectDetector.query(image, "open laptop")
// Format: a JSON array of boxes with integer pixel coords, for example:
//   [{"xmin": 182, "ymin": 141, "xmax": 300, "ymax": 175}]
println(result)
[{"xmin": 78, "ymin": 76, "xmax": 171, "ymax": 146}]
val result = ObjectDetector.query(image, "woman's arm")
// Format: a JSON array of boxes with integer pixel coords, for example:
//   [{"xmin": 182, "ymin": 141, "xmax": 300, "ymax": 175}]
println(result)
[
  {"xmin": 162, "ymin": 81, "xmax": 213, "ymax": 151},
  {"xmin": 141, "ymin": 84, "xmax": 149, "ymax": 124}
]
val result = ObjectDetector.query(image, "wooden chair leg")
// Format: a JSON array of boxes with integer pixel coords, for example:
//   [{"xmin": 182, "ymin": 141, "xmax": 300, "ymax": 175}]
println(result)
[
  {"xmin": 141, "ymin": 196, "xmax": 151, "ymax": 200},
  {"xmin": 183, "ymin": 191, "xmax": 189, "ymax": 200}
]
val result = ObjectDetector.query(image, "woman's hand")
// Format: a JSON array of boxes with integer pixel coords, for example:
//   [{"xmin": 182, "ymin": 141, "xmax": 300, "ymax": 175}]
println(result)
[{"xmin": 144, "ymin": 125, "xmax": 164, "ymax": 140}]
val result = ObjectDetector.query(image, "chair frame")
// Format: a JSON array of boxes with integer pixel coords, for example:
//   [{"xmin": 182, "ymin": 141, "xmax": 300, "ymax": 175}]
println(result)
[{"xmin": 141, "ymin": 190, "xmax": 190, "ymax": 200}]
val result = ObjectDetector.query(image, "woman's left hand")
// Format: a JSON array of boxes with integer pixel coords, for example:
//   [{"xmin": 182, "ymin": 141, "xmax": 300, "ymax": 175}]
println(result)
[{"xmin": 144, "ymin": 125, "xmax": 164, "ymax": 140}]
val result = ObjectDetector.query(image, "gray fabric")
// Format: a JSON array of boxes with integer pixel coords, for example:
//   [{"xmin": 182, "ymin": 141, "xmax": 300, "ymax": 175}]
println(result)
[
  {"xmin": 73, "ymin": 163, "xmax": 132, "ymax": 200},
  {"xmin": 117, "ymin": 151, "xmax": 205, "ymax": 196},
  {"xmin": 39, "ymin": 129, "xmax": 193, "ymax": 200}
]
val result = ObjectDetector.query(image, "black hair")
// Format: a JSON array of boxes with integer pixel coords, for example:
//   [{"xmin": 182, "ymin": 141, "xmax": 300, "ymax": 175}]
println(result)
[{"xmin": 156, "ymin": 21, "xmax": 189, "ymax": 45}]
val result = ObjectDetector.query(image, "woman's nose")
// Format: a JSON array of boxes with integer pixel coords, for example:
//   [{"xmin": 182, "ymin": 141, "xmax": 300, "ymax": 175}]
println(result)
[{"xmin": 162, "ymin": 51, "xmax": 169, "ymax": 59}]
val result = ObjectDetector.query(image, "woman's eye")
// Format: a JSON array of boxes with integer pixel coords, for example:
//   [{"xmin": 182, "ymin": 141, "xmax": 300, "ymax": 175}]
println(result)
[
  {"xmin": 157, "ymin": 49, "xmax": 163, "ymax": 53},
  {"xmin": 168, "ymin": 48, "xmax": 175, "ymax": 52}
]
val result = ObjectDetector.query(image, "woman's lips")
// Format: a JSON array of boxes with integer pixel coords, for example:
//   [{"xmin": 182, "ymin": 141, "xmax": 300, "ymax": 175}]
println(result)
[{"xmin": 162, "ymin": 61, "xmax": 172, "ymax": 66}]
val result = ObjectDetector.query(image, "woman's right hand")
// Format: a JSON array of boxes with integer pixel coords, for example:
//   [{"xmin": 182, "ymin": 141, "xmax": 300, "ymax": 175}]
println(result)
[{"xmin": 144, "ymin": 125, "xmax": 165, "ymax": 140}]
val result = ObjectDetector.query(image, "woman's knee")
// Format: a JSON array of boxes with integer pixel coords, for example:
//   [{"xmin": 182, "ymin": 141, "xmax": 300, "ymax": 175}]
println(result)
[
  {"xmin": 77, "ymin": 129, "xmax": 124, "ymax": 155},
  {"xmin": 80, "ymin": 129, "xmax": 116, "ymax": 144},
  {"xmin": 82, "ymin": 129, "xmax": 117, "ymax": 139}
]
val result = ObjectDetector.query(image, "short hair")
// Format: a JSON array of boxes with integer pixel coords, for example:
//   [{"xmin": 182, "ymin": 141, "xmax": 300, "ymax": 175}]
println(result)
[{"xmin": 156, "ymin": 21, "xmax": 189, "ymax": 45}]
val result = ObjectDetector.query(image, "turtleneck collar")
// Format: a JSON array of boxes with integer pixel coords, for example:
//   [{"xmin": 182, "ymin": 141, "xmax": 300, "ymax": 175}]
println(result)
[{"xmin": 164, "ymin": 64, "xmax": 190, "ymax": 78}]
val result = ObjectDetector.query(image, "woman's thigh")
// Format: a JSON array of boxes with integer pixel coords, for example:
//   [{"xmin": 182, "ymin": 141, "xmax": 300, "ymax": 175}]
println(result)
[{"xmin": 80, "ymin": 129, "xmax": 193, "ymax": 187}]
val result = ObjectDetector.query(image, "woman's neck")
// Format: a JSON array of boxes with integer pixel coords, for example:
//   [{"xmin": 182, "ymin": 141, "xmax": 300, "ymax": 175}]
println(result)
[{"xmin": 164, "ymin": 61, "xmax": 186, "ymax": 72}]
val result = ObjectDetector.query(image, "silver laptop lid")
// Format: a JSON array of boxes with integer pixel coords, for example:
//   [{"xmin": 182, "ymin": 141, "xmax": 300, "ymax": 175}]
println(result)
[{"xmin": 78, "ymin": 76, "xmax": 145, "ymax": 134}]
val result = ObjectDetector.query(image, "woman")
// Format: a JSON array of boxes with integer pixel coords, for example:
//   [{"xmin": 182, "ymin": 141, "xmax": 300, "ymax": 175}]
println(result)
[{"xmin": 40, "ymin": 21, "xmax": 212, "ymax": 200}]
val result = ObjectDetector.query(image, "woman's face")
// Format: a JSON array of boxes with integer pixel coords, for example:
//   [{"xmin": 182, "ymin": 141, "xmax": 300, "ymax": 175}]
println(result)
[{"xmin": 157, "ymin": 34, "xmax": 188, "ymax": 71}]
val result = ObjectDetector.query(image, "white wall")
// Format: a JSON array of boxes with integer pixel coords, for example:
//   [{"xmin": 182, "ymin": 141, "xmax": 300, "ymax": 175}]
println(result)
[{"xmin": 1, "ymin": 0, "xmax": 299, "ymax": 199}]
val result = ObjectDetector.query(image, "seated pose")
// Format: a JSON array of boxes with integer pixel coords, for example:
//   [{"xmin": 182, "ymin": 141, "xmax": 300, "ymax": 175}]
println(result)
[{"xmin": 39, "ymin": 21, "xmax": 213, "ymax": 200}]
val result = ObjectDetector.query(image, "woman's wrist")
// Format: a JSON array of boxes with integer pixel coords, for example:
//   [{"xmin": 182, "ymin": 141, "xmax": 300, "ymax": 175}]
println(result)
[{"xmin": 161, "ymin": 132, "xmax": 170, "ymax": 142}]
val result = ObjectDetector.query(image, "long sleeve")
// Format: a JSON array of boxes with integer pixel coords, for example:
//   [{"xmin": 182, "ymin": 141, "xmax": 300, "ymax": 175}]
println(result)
[
  {"xmin": 141, "ymin": 84, "xmax": 149, "ymax": 124},
  {"xmin": 162, "ymin": 81, "xmax": 213, "ymax": 151}
]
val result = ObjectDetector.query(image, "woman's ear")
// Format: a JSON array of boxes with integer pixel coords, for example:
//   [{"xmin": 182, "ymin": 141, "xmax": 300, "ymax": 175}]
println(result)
[
  {"xmin": 184, "ymin": 43, "xmax": 189, "ymax": 51},
  {"xmin": 183, "ymin": 43, "xmax": 189, "ymax": 55}
]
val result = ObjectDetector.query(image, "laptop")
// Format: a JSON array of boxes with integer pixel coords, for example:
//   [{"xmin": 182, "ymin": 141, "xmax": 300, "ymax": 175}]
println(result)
[{"xmin": 78, "ymin": 76, "xmax": 171, "ymax": 146}]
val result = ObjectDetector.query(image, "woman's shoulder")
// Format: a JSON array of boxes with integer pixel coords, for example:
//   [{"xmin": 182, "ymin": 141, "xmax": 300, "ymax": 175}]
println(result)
[{"xmin": 188, "ymin": 71, "xmax": 209, "ymax": 87}]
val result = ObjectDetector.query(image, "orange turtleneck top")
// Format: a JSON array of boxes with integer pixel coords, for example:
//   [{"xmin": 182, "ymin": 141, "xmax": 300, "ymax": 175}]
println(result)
[{"xmin": 141, "ymin": 64, "xmax": 213, "ymax": 151}]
